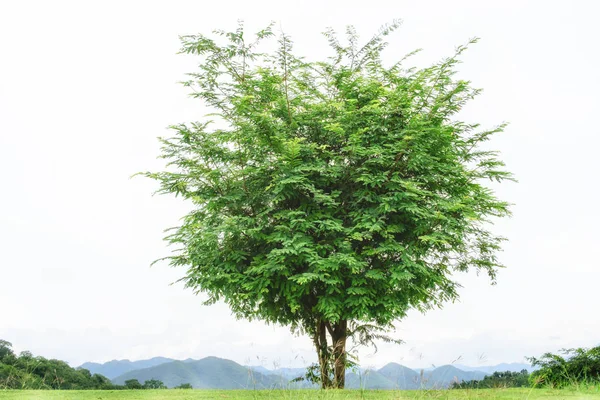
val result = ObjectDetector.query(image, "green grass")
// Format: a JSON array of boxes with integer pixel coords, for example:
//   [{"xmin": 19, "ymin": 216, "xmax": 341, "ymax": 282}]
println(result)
[{"xmin": 1, "ymin": 389, "xmax": 599, "ymax": 400}]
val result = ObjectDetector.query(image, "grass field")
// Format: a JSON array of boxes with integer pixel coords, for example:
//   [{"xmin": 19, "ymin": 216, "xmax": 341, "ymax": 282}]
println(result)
[{"xmin": 1, "ymin": 389, "xmax": 600, "ymax": 400}]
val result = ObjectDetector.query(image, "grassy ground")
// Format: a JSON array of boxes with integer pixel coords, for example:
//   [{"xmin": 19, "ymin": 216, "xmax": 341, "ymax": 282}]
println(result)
[{"xmin": 1, "ymin": 389, "xmax": 599, "ymax": 400}]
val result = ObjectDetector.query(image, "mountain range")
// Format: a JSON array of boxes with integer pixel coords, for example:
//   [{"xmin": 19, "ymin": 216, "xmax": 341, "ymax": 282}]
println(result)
[
  {"xmin": 80, "ymin": 357, "xmax": 176, "ymax": 379},
  {"xmin": 79, "ymin": 357, "xmax": 533, "ymax": 389},
  {"xmin": 111, "ymin": 357, "xmax": 283, "ymax": 389}
]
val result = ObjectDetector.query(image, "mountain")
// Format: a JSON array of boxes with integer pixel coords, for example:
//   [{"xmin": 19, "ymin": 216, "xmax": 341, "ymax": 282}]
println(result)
[
  {"xmin": 454, "ymin": 362, "xmax": 535, "ymax": 374},
  {"xmin": 79, "ymin": 357, "xmax": 174, "ymax": 379},
  {"xmin": 81, "ymin": 355, "xmax": 530, "ymax": 390},
  {"xmin": 269, "ymin": 367, "xmax": 307, "ymax": 380},
  {"xmin": 248, "ymin": 365, "xmax": 273, "ymax": 375},
  {"xmin": 378, "ymin": 362, "xmax": 421, "ymax": 389},
  {"xmin": 345, "ymin": 364, "xmax": 488, "ymax": 389},
  {"xmin": 423, "ymin": 365, "xmax": 487, "ymax": 388},
  {"xmin": 248, "ymin": 366, "xmax": 307, "ymax": 380},
  {"xmin": 346, "ymin": 369, "xmax": 396, "ymax": 389},
  {"xmin": 112, "ymin": 357, "xmax": 284, "ymax": 389},
  {"xmin": 346, "ymin": 363, "xmax": 485, "ymax": 390},
  {"xmin": 248, "ymin": 366, "xmax": 312, "ymax": 386},
  {"xmin": 248, "ymin": 366, "xmax": 314, "ymax": 388}
]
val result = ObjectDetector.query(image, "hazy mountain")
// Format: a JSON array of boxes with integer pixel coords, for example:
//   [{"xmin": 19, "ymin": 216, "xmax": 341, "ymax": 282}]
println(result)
[
  {"xmin": 454, "ymin": 362, "xmax": 534, "ymax": 374},
  {"xmin": 276, "ymin": 367, "xmax": 308, "ymax": 379},
  {"xmin": 247, "ymin": 366, "xmax": 314, "ymax": 388},
  {"xmin": 346, "ymin": 369, "xmax": 396, "ymax": 389},
  {"xmin": 345, "ymin": 364, "xmax": 488, "ymax": 389},
  {"xmin": 79, "ymin": 357, "xmax": 174, "ymax": 379},
  {"xmin": 82, "ymin": 354, "xmax": 531, "ymax": 390},
  {"xmin": 247, "ymin": 366, "xmax": 305, "ymax": 378},
  {"xmin": 248, "ymin": 365, "xmax": 273, "ymax": 375},
  {"xmin": 423, "ymin": 365, "xmax": 487, "ymax": 388},
  {"xmin": 112, "ymin": 357, "xmax": 283, "ymax": 389},
  {"xmin": 378, "ymin": 362, "xmax": 421, "ymax": 389}
]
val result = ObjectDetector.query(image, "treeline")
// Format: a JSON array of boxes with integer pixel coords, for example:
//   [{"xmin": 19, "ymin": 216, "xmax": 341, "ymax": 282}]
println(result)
[
  {"xmin": 121, "ymin": 379, "xmax": 192, "ymax": 389},
  {"xmin": 3, "ymin": 337, "xmax": 599, "ymax": 390},
  {"xmin": 528, "ymin": 346, "xmax": 600, "ymax": 388},
  {"xmin": 0, "ymin": 340, "xmax": 192, "ymax": 390},
  {"xmin": 120, "ymin": 379, "xmax": 191, "ymax": 389},
  {"xmin": 453, "ymin": 346, "xmax": 600, "ymax": 389},
  {"xmin": 451, "ymin": 370, "xmax": 530, "ymax": 389}
]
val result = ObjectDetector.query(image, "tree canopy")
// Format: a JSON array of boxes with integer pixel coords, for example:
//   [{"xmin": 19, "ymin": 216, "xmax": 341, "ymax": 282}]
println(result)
[
  {"xmin": 0, "ymin": 340, "xmax": 115, "ymax": 390},
  {"xmin": 145, "ymin": 21, "xmax": 513, "ymax": 388},
  {"xmin": 529, "ymin": 346, "xmax": 600, "ymax": 387},
  {"xmin": 0, "ymin": 339, "xmax": 169, "ymax": 390}
]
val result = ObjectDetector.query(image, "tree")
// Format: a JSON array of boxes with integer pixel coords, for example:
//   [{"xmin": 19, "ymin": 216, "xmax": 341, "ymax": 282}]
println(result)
[
  {"xmin": 145, "ymin": 21, "xmax": 512, "ymax": 389},
  {"xmin": 528, "ymin": 346, "xmax": 600, "ymax": 387},
  {"xmin": 0, "ymin": 340, "xmax": 14, "ymax": 360},
  {"xmin": 90, "ymin": 373, "xmax": 115, "ymax": 390},
  {"xmin": 124, "ymin": 379, "xmax": 143, "ymax": 389},
  {"xmin": 0, "ymin": 339, "xmax": 117, "ymax": 390},
  {"xmin": 174, "ymin": 383, "xmax": 193, "ymax": 389},
  {"xmin": 143, "ymin": 379, "xmax": 167, "ymax": 389}
]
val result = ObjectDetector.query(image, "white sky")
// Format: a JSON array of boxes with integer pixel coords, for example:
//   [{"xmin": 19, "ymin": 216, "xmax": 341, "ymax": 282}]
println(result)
[{"xmin": 1, "ymin": 0, "xmax": 598, "ymax": 370}]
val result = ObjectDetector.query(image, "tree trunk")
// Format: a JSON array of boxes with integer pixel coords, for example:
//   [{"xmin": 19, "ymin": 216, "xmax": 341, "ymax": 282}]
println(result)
[
  {"xmin": 313, "ymin": 319, "xmax": 348, "ymax": 389},
  {"xmin": 313, "ymin": 319, "xmax": 331, "ymax": 389},
  {"xmin": 331, "ymin": 319, "xmax": 347, "ymax": 389}
]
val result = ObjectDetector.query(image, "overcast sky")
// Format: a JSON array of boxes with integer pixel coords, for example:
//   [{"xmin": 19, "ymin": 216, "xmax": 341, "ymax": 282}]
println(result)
[{"xmin": 1, "ymin": 0, "xmax": 598, "ymax": 370}]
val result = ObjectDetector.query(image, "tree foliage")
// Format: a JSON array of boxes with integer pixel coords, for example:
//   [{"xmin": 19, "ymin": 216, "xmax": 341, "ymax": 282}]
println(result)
[
  {"xmin": 145, "ymin": 20, "xmax": 512, "ymax": 388},
  {"xmin": 143, "ymin": 378, "xmax": 167, "ymax": 389},
  {"xmin": 0, "ymin": 340, "xmax": 116, "ymax": 390},
  {"xmin": 451, "ymin": 370, "xmax": 530, "ymax": 389},
  {"xmin": 0, "ymin": 339, "xmax": 171, "ymax": 390},
  {"xmin": 124, "ymin": 379, "xmax": 143, "ymax": 389},
  {"xmin": 528, "ymin": 346, "xmax": 600, "ymax": 388}
]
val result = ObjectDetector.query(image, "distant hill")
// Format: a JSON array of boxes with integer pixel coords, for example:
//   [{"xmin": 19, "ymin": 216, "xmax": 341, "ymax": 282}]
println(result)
[
  {"xmin": 248, "ymin": 366, "xmax": 307, "ymax": 380},
  {"xmin": 247, "ymin": 365, "xmax": 273, "ymax": 376},
  {"xmin": 454, "ymin": 362, "xmax": 535, "ymax": 374},
  {"xmin": 378, "ymin": 362, "xmax": 421, "ymax": 389},
  {"xmin": 79, "ymin": 357, "xmax": 174, "ymax": 379},
  {"xmin": 256, "ymin": 363, "xmax": 490, "ymax": 389},
  {"xmin": 112, "ymin": 357, "xmax": 283, "ymax": 389},
  {"xmin": 82, "ymin": 355, "xmax": 531, "ymax": 390},
  {"xmin": 422, "ymin": 365, "xmax": 487, "ymax": 388},
  {"xmin": 346, "ymin": 369, "xmax": 397, "ymax": 389},
  {"xmin": 345, "ymin": 364, "xmax": 487, "ymax": 389}
]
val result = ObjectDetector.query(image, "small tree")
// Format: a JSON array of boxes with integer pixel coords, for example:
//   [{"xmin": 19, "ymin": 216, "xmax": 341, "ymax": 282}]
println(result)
[
  {"xmin": 174, "ymin": 382, "xmax": 193, "ymax": 389},
  {"xmin": 145, "ymin": 21, "xmax": 512, "ymax": 389},
  {"xmin": 143, "ymin": 378, "xmax": 167, "ymax": 389},
  {"xmin": 0, "ymin": 340, "xmax": 14, "ymax": 362},
  {"xmin": 124, "ymin": 379, "xmax": 143, "ymax": 389}
]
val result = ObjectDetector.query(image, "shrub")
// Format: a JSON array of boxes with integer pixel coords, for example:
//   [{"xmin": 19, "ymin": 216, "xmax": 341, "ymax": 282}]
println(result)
[{"xmin": 528, "ymin": 346, "xmax": 600, "ymax": 387}]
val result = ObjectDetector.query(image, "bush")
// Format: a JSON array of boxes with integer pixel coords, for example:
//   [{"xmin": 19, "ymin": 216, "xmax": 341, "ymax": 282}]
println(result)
[{"xmin": 528, "ymin": 346, "xmax": 600, "ymax": 387}]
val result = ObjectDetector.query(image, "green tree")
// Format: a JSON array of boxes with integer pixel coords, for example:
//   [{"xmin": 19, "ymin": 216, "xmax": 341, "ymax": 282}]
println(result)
[
  {"xmin": 174, "ymin": 382, "xmax": 193, "ymax": 389},
  {"xmin": 0, "ymin": 340, "xmax": 14, "ymax": 360},
  {"xmin": 0, "ymin": 339, "xmax": 117, "ymax": 390},
  {"xmin": 145, "ymin": 21, "xmax": 512, "ymax": 388},
  {"xmin": 124, "ymin": 379, "xmax": 143, "ymax": 389},
  {"xmin": 143, "ymin": 378, "xmax": 167, "ymax": 389},
  {"xmin": 529, "ymin": 346, "xmax": 600, "ymax": 387},
  {"xmin": 90, "ymin": 373, "xmax": 115, "ymax": 390}
]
